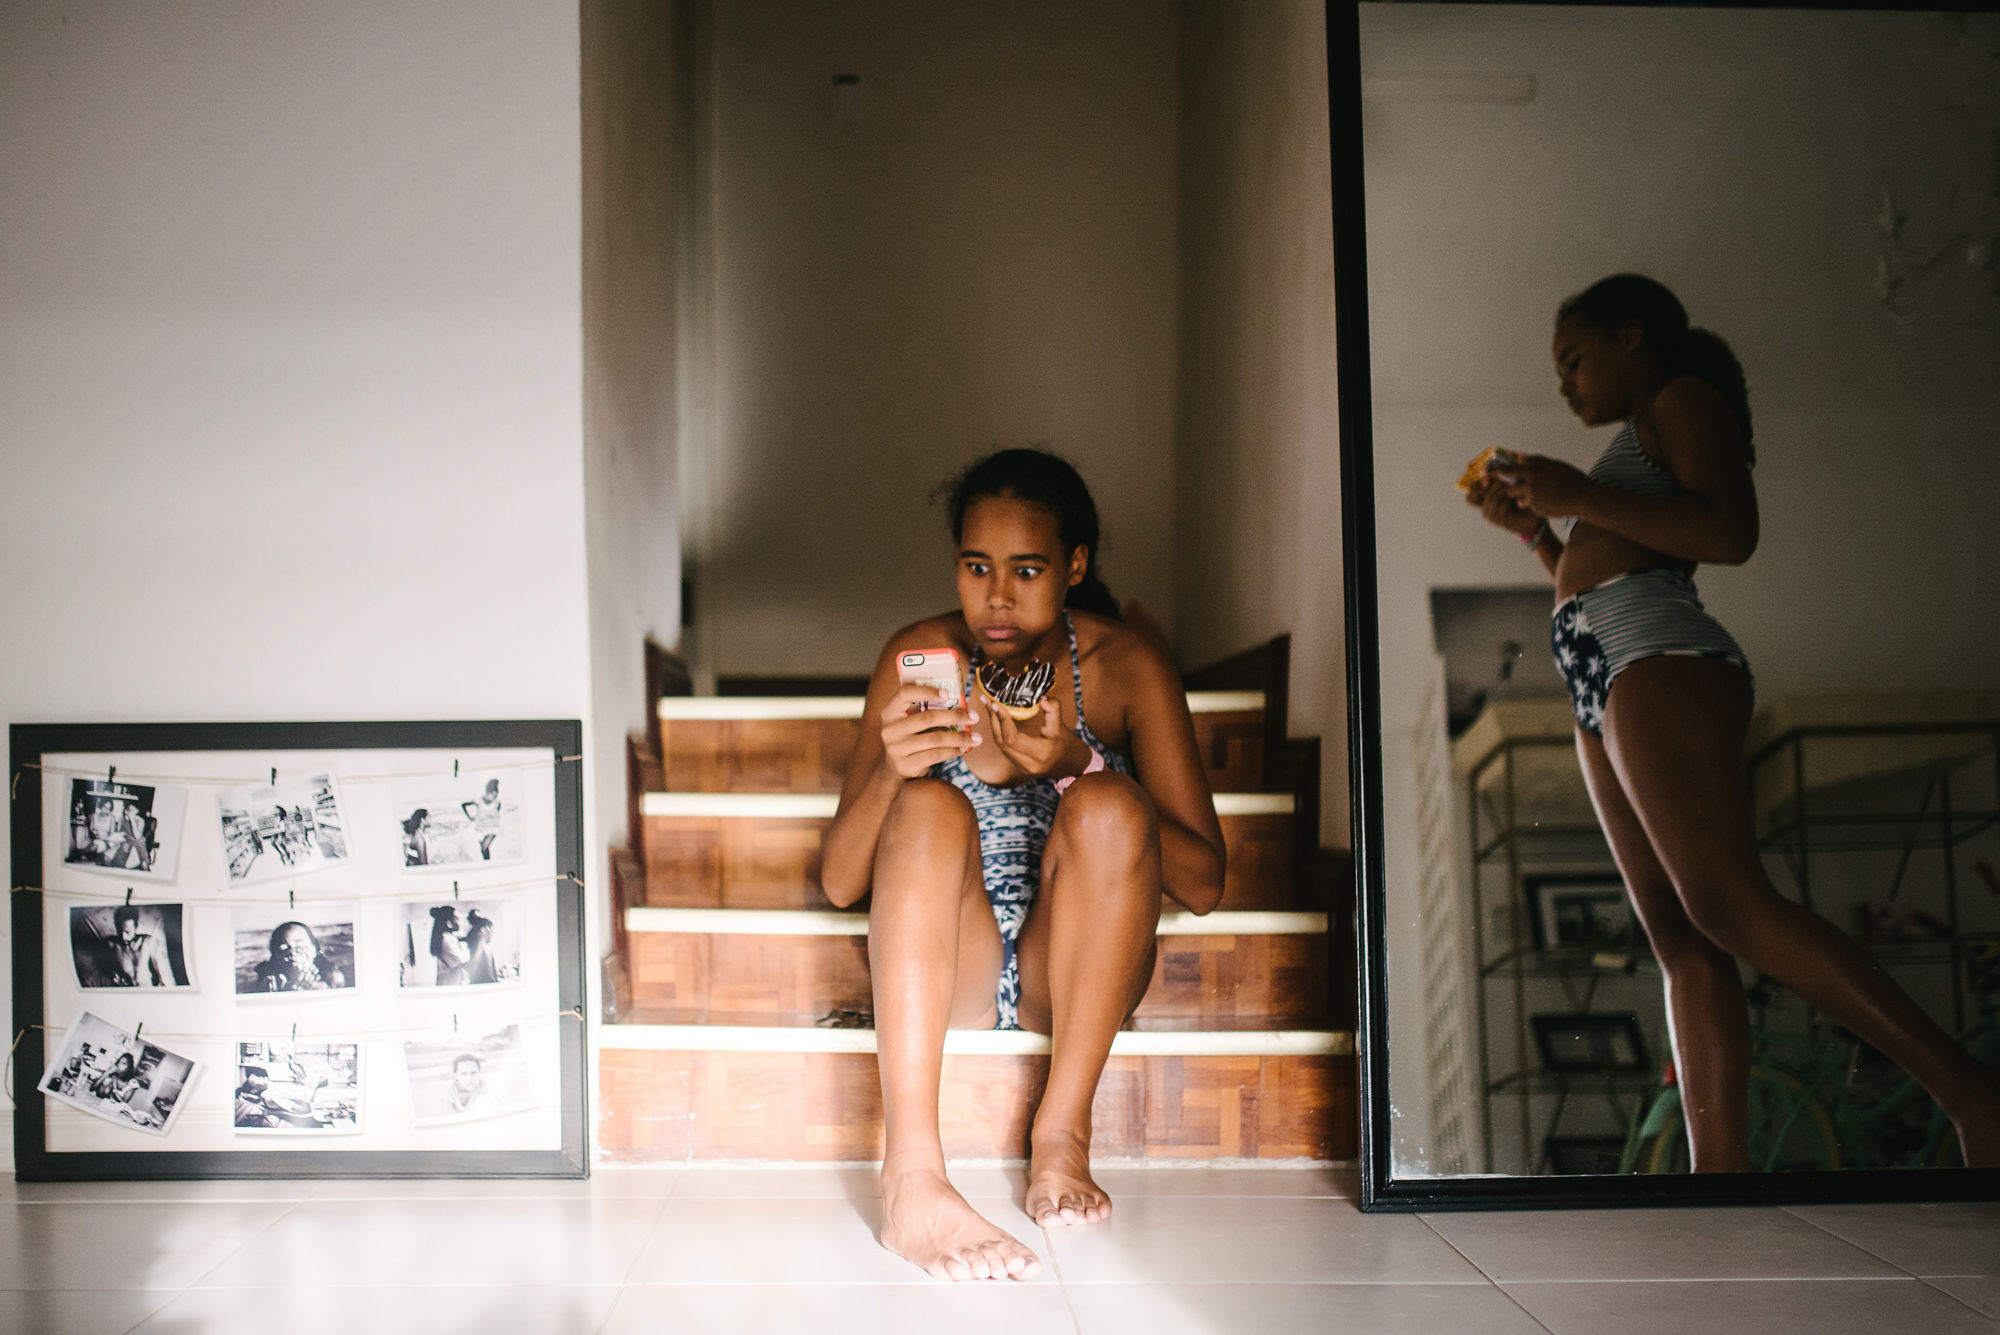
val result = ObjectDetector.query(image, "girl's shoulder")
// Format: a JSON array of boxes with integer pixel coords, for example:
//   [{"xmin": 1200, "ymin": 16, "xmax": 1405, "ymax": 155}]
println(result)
[
  {"xmin": 1071, "ymin": 610, "xmax": 1181, "ymax": 710},
  {"xmin": 1071, "ymin": 608, "xmax": 1164, "ymax": 667}
]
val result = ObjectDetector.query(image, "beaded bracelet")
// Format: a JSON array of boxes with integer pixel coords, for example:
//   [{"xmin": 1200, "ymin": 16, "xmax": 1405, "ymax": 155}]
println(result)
[{"xmin": 1521, "ymin": 519, "xmax": 1550, "ymax": 549}]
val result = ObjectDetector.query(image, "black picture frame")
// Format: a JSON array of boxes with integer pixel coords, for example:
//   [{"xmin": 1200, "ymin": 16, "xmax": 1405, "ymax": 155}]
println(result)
[
  {"xmin": 1523, "ymin": 874, "xmax": 1639, "ymax": 955},
  {"xmin": 10, "ymin": 720, "xmax": 588, "ymax": 1180},
  {"xmin": 1531, "ymin": 1012, "xmax": 1651, "ymax": 1076},
  {"xmin": 1332, "ymin": 0, "xmax": 2000, "ymax": 1210}
]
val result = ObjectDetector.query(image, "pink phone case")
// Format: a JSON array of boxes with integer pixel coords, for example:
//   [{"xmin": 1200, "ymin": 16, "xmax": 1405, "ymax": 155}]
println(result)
[{"xmin": 897, "ymin": 648, "xmax": 963, "ymax": 713}]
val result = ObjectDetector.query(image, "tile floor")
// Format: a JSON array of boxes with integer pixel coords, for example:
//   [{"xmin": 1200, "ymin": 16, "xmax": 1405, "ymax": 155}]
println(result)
[{"xmin": 0, "ymin": 1165, "xmax": 1996, "ymax": 1334}]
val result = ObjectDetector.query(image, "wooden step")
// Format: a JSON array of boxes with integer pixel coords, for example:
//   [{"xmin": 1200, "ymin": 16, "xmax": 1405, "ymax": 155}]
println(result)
[
  {"xmin": 656, "ymin": 691, "xmax": 1268, "ymax": 795},
  {"xmin": 623, "ymin": 908, "xmax": 1332, "ymax": 1026},
  {"xmin": 595, "ymin": 1025, "xmax": 1355, "ymax": 1163},
  {"xmin": 639, "ymin": 792, "xmax": 1297, "ymax": 911}
]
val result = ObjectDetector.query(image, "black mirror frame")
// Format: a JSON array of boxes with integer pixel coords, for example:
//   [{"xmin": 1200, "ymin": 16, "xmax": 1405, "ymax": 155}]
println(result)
[{"xmin": 1329, "ymin": 0, "xmax": 2000, "ymax": 1211}]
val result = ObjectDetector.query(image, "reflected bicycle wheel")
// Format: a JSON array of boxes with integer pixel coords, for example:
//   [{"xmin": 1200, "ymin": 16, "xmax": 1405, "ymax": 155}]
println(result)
[{"xmin": 1641, "ymin": 1065, "xmax": 1842, "ymax": 1174}]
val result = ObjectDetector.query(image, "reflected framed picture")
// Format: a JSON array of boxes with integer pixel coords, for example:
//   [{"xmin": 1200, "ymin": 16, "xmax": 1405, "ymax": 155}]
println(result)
[
  {"xmin": 1531, "ymin": 1012, "xmax": 1651, "ymax": 1076},
  {"xmin": 1524, "ymin": 875, "xmax": 1638, "ymax": 954}
]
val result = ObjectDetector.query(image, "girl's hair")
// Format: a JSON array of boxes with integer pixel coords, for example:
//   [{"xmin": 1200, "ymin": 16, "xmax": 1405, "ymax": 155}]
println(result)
[
  {"xmin": 1558, "ymin": 274, "xmax": 1755, "ymax": 464},
  {"xmin": 941, "ymin": 448, "xmax": 1121, "ymax": 619}
]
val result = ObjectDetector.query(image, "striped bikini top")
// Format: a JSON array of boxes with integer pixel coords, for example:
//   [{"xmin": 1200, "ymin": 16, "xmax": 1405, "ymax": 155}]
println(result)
[{"xmin": 1559, "ymin": 420, "xmax": 1681, "ymax": 539}]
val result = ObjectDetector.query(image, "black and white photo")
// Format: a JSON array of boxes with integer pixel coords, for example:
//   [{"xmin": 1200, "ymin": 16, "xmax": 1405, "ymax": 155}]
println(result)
[
  {"xmin": 234, "ymin": 1039, "xmax": 362, "ymax": 1134},
  {"xmin": 217, "ymin": 771, "xmax": 350, "ymax": 885},
  {"xmin": 393, "ymin": 769, "xmax": 524, "ymax": 871},
  {"xmin": 39, "ymin": 1011, "xmax": 198, "ymax": 1137},
  {"xmin": 403, "ymin": 1023, "xmax": 533, "ymax": 1124},
  {"xmin": 231, "ymin": 901, "xmax": 358, "ymax": 997},
  {"xmin": 69, "ymin": 904, "xmax": 194, "ymax": 990},
  {"xmin": 396, "ymin": 896, "xmax": 521, "ymax": 989},
  {"xmin": 63, "ymin": 777, "xmax": 186, "ymax": 881}
]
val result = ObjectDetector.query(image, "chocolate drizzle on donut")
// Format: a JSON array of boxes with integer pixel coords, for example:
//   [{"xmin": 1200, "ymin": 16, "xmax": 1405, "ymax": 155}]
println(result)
[{"xmin": 976, "ymin": 657, "xmax": 1055, "ymax": 713}]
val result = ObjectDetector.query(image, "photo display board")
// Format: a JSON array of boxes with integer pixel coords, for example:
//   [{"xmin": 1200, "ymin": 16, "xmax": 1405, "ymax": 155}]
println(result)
[{"xmin": 10, "ymin": 722, "xmax": 585, "ymax": 1180}]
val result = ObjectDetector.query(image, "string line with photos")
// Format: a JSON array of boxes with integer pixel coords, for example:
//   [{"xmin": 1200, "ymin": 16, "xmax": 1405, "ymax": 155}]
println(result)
[
  {"xmin": 12, "ymin": 752, "xmax": 585, "ymax": 800},
  {"xmin": 11, "ymin": 871, "xmax": 587, "ymax": 905},
  {"xmin": 4, "ymin": 1008, "xmax": 588, "ymax": 1107}
]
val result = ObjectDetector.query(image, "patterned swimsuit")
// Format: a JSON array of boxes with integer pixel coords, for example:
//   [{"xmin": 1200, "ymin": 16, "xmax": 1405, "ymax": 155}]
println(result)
[{"xmin": 930, "ymin": 611, "xmax": 1133, "ymax": 1030}]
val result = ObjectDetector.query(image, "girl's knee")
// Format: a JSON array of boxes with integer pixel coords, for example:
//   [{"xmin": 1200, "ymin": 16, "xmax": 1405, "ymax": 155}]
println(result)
[
  {"xmin": 1676, "ymin": 881, "xmax": 1761, "ymax": 955},
  {"xmin": 884, "ymin": 776, "xmax": 975, "ymax": 831},
  {"xmin": 1053, "ymin": 771, "xmax": 1154, "ymax": 845}
]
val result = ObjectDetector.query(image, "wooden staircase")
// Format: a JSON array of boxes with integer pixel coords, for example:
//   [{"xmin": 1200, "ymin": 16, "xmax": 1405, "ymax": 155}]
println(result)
[{"xmin": 597, "ymin": 643, "xmax": 1357, "ymax": 1163}]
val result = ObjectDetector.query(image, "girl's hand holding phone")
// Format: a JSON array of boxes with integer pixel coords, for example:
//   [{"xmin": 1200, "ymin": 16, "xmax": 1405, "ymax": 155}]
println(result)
[
  {"xmin": 879, "ymin": 682, "xmax": 979, "ymax": 778},
  {"xmin": 883, "ymin": 648, "xmax": 978, "ymax": 780}
]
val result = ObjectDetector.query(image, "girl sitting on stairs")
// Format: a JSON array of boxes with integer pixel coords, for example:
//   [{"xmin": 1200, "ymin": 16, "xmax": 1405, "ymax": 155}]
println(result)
[{"xmin": 822, "ymin": 447, "xmax": 1226, "ymax": 1282}]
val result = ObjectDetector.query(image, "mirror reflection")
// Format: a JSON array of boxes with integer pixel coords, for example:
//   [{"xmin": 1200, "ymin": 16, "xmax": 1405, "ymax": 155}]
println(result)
[{"xmin": 1361, "ymin": 3, "xmax": 2000, "ymax": 1178}]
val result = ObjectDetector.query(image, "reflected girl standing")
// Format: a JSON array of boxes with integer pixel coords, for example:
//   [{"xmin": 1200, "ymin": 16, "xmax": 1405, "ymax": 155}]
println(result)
[{"xmin": 1465, "ymin": 273, "xmax": 2000, "ymax": 1171}]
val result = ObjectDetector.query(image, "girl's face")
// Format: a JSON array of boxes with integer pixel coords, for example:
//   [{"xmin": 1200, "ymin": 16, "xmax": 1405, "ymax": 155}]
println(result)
[
  {"xmin": 955, "ymin": 496, "xmax": 1086, "ymax": 662},
  {"xmin": 277, "ymin": 925, "xmax": 315, "ymax": 969},
  {"xmin": 1552, "ymin": 313, "xmax": 1645, "ymax": 427}
]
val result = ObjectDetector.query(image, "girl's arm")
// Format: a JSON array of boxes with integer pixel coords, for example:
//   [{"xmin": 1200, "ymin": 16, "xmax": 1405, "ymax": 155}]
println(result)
[
  {"xmin": 1500, "ymin": 377, "xmax": 1759, "ymax": 565},
  {"xmin": 1122, "ymin": 641, "xmax": 1226, "ymax": 916},
  {"xmin": 1466, "ymin": 475, "xmax": 1563, "ymax": 578},
  {"xmin": 820, "ymin": 633, "xmax": 980, "ymax": 909}
]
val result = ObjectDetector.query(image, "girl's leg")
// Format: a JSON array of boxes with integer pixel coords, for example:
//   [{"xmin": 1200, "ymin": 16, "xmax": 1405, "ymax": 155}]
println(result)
[
  {"xmin": 1015, "ymin": 771, "xmax": 1163, "ymax": 1227},
  {"xmin": 869, "ymin": 778, "xmax": 1040, "ymax": 1281},
  {"xmin": 1603, "ymin": 656, "xmax": 2000, "ymax": 1165},
  {"xmin": 1577, "ymin": 727, "xmax": 1751, "ymax": 1172}
]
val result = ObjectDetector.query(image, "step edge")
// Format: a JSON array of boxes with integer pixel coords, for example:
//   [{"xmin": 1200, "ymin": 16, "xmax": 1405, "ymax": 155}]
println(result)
[
  {"xmin": 623, "ymin": 907, "xmax": 1329, "ymax": 937},
  {"xmin": 597, "ymin": 1025, "xmax": 1353, "ymax": 1057},
  {"xmin": 638, "ymin": 791, "xmax": 1296, "ymax": 818},
  {"xmin": 656, "ymin": 690, "xmax": 1267, "ymax": 722}
]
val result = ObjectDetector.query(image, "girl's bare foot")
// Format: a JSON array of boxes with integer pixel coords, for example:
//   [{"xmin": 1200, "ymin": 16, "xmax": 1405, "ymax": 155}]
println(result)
[
  {"xmin": 880, "ymin": 1164, "xmax": 1041, "ymax": 1281},
  {"xmin": 1026, "ymin": 1129, "xmax": 1111, "ymax": 1228}
]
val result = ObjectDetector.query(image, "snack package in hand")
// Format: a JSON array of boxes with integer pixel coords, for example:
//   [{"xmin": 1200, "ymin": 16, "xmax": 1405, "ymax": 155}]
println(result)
[{"xmin": 1456, "ymin": 446, "xmax": 1518, "ymax": 493}]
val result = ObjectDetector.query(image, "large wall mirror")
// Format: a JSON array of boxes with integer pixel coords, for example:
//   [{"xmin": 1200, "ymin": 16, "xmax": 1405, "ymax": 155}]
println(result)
[{"xmin": 1335, "ymin": 1, "xmax": 2000, "ymax": 1206}]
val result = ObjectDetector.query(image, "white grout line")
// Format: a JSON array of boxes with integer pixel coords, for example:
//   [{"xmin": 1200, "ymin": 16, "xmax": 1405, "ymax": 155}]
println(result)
[
  {"xmin": 656, "ymin": 690, "xmax": 1265, "ymax": 721},
  {"xmin": 623, "ymin": 907, "xmax": 1329, "ymax": 937},
  {"xmin": 638, "ymin": 791, "xmax": 1295, "ymax": 819},
  {"xmin": 598, "ymin": 1026, "xmax": 1352, "ymax": 1057}
]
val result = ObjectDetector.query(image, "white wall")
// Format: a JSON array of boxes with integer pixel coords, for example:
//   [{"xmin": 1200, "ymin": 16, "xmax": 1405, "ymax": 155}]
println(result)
[
  {"xmin": 693, "ymin": 0, "xmax": 1179, "ymax": 678},
  {"xmin": 0, "ymin": 2, "xmax": 592, "ymax": 1128},
  {"xmin": 1175, "ymin": 0, "xmax": 1350, "ymax": 845},
  {"xmin": 582, "ymin": 0, "xmax": 684, "ymax": 902}
]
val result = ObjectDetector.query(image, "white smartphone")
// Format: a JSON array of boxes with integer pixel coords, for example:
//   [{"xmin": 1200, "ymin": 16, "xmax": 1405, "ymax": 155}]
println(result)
[{"xmin": 896, "ymin": 647, "xmax": 964, "ymax": 724}]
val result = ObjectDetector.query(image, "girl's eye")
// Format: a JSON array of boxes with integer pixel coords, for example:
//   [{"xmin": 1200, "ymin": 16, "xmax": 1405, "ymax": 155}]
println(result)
[
  {"xmin": 964, "ymin": 562, "xmax": 989, "ymax": 576},
  {"xmin": 1016, "ymin": 568, "xmax": 1040, "ymax": 580}
]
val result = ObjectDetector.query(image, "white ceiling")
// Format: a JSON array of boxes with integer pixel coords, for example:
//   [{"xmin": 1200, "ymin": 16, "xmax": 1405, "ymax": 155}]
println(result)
[{"xmin": 1359, "ymin": 4, "xmax": 2000, "ymax": 412}]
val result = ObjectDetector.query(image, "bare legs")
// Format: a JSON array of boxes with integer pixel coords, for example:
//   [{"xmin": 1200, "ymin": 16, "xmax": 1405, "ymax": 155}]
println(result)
[
  {"xmin": 867, "ymin": 772, "xmax": 1164, "ymax": 1278},
  {"xmin": 1590, "ymin": 656, "xmax": 2000, "ymax": 1168},
  {"xmin": 1016, "ymin": 771, "xmax": 1163, "ymax": 1227},
  {"xmin": 1579, "ymin": 724, "xmax": 1751, "ymax": 1172},
  {"xmin": 870, "ymin": 778, "xmax": 1037, "ymax": 1281}
]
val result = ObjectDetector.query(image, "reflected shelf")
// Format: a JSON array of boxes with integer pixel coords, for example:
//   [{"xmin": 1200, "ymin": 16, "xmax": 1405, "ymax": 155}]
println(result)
[
  {"xmin": 1480, "ymin": 948, "xmax": 1661, "ymax": 980},
  {"xmin": 1486, "ymin": 1071, "xmax": 1662, "ymax": 1097},
  {"xmin": 1473, "ymin": 825, "xmax": 1611, "ymax": 863},
  {"xmin": 1756, "ymin": 810, "xmax": 2000, "ymax": 854}
]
